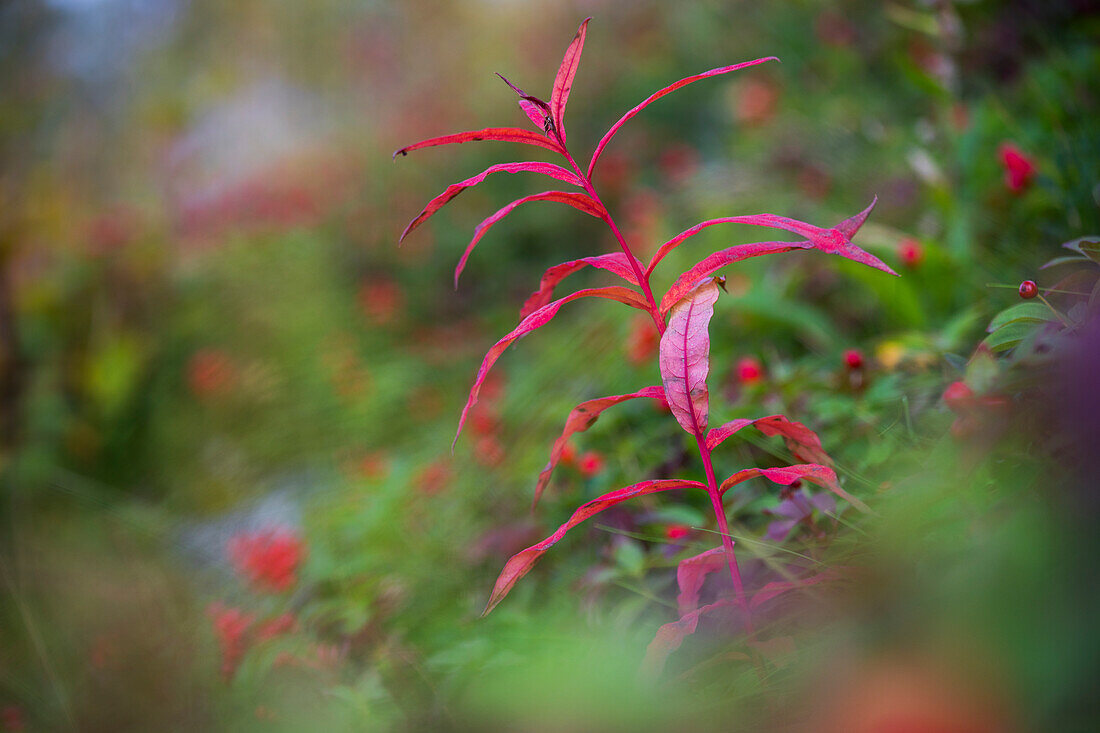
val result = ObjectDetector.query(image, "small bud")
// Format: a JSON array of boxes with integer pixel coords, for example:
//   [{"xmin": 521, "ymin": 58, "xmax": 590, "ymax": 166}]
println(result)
[
  {"xmin": 843, "ymin": 349, "xmax": 864, "ymax": 370},
  {"xmin": 1018, "ymin": 280, "xmax": 1038, "ymax": 299}
]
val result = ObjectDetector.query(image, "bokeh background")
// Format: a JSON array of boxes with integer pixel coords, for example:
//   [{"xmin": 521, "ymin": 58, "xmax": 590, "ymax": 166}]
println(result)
[{"xmin": 1, "ymin": 0, "xmax": 1098, "ymax": 730}]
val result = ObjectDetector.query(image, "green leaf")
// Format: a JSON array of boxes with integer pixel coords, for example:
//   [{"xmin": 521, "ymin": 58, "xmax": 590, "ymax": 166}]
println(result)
[
  {"xmin": 1062, "ymin": 236, "xmax": 1100, "ymax": 264},
  {"xmin": 987, "ymin": 302, "xmax": 1057, "ymax": 333},
  {"xmin": 982, "ymin": 320, "xmax": 1039, "ymax": 353}
]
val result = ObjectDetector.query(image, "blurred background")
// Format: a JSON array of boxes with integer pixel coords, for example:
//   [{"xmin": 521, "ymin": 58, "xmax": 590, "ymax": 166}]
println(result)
[{"xmin": 1, "ymin": 0, "xmax": 1098, "ymax": 730}]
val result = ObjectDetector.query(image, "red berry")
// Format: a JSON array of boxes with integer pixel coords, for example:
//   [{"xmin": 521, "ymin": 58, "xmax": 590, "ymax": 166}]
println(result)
[
  {"xmin": 942, "ymin": 381, "xmax": 973, "ymax": 410},
  {"xmin": 1018, "ymin": 280, "xmax": 1037, "ymax": 299},
  {"xmin": 843, "ymin": 349, "xmax": 864, "ymax": 370},
  {"xmin": 578, "ymin": 451, "xmax": 604, "ymax": 476},
  {"xmin": 897, "ymin": 238, "xmax": 924, "ymax": 268},
  {"xmin": 664, "ymin": 524, "xmax": 690, "ymax": 541},
  {"xmin": 736, "ymin": 356, "xmax": 763, "ymax": 385}
]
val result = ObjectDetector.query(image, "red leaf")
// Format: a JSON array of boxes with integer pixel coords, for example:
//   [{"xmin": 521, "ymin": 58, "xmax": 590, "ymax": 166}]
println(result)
[
  {"xmin": 519, "ymin": 99, "xmax": 547, "ymax": 129},
  {"xmin": 532, "ymin": 386, "xmax": 665, "ymax": 507},
  {"xmin": 659, "ymin": 241, "xmax": 806, "ymax": 315},
  {"xmin": 454, "ymin": 191, "xmax": 605, "ymax": 288},
  {"xmin": 642, "ymin": 599, "xmax": 735, "ymax": 676},
  {"xmin": 456, "ymin": 287, "xmax": 651, "ymax": 448},
  {"xmin": 520, "ymin": 252, "xmax": 642, "ymax": 319},
  {"xmin": 659, "ymin": 277, "xmax": 721, "ymax": 435},
  {"xmin": 706, "ymin": 414, "xmax": 834, "ymax": 467},
  {"xmin": 750, "ymin": 569, "xmax": 836, "ymax": 610},
  {"xmin": 550, "ymin": 18, "xmax": 591, "ymax": 143},
  {"xmin": 675, "ymin": 547, "xmax": 727, "ymax": 615},
  {"xmin": 647, "ymin": 214, "xmax": 812, "ymax": 275},
  {"xmin": 484, "ymin": 478, "xmax": 707, "ymax": 614},
  {"xmin": 718, "ymin": 464, "xmax": 871, "ymax": 514},
  {"xmin": 392, "ymin": 128, "xmax": 561, "ymax": 159},
  {"xmin": 587, "ymin": 57, "xmax": 778, "ymax": 178},
  {"xmin": 399, "ymin": 162, "xmax": 583, "ymax": 243}
]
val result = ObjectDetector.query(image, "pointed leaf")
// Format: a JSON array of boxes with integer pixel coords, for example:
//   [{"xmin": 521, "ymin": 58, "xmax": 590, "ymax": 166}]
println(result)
[
  {"xmin": 719, "ymin": 464, "xmax": 870, "ymax": 514},
  {"xmin": 659, "ymin": 277, "xmax": 721, "ymax": 435},
  {"xmin": 519, "ymin": 99, "xmax": 548, "ymax": 129},
  {"xmin": 393, "ymin": 128, "xmax": 561, "ymax": 159},
  {"xmin": 750, "ymin": 570, "xmax": 837, "ymax": 610},
  {"xmin": 659, "ymin": 241, "xmax": 807, "ymax": 315},
  {"xmin": 587, "ymin": 57, "xmax": 778, "ymax": 178},
  {"xmin": 399, "ymin": 162, "xmax": 583, "ymax": 242},
  {"xmin": 533, "ymin": 386, "xmax": 665, "ymax": 507},
  {"xmin": 835, "ymin": 196, "xmax": 877, "ymax": 238},
  {"xmin": 707, "ymin": 414, "xmax": 834, "ymax": 467},
  {"xmin": 456, "ymin": 286, "xmax": 650, "ymax": 447},
  {"xmin": 647, "ymin": 215, "xmax": 814, "ymax": 276},
  {"xmin": 986, "ymin": 302, "xmax": 1056, "ymax": 333},
  {"xmin": 675, "ymin": 547, "xmax": 727, "ymax": 615},
  {"xmin": 643, "ymin": 599, "xmax": 736, "ymax": 676},
  {"xmin": 550, "ymin": 18, "xmax": 590, "ymax": 143},
  {"xmin": 484, "ymin": 478, "xmax": 707, "ymax": 614},
  {"xmin": 455, "ymin": 191, "xmax": 605, "ymax": 288},
  {"xmin": 520, "ymin": 252, "xmax": 642, "ymax": 319}
]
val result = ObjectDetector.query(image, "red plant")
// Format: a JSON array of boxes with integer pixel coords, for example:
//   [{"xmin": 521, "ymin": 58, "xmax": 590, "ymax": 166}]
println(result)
[
  {"xmin": 844, "ymin": 349, "xmax": 864, "ymax": 370},
  {"xmin": 1018, "ymin": 280, "xmax": 1037, "ymax": 299},
  {"xmin": 228, "ymin": 528, "xmax": 306, "ymax": 593},
  {"xmin": 396, "ymin": 19, "xmax": 895, "ymax": 670},
  {"xmin": 208, "ymin": 603, "xmax": 255, "ymax": 681},
  {"xmin": 999, "ymin": 143, "xmax": 1035, "ymax": 193},
  {"xmin": 577, "ymin": 450, "xmax": 605, "ymax": 477},
  {"xmin": 897, "ymin": 237, "xmax": 924, "ymax": 268},
  {"xmin": 736, "ymin": 356, "xmax": 764, "ymax": 385}
]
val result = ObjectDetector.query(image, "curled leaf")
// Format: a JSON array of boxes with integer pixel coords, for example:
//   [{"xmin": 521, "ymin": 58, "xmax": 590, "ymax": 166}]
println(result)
[
  {"xmin": 455, "ymin": 191, "xmax": 605, "ymax": 288},
  {"xmin": 659, "ymin": 241, "xmax": 806, "ymax": 315},
  {"xmin": 533, "ymin": 386, "xmax": 665, "ymax": 507},
  {"xmin": 400, "ymin": 162, "xmax": 583, "ymax": 243},
  {"xmin": 393, "ymin": 128, "xmax": 561, "ymax": 159},
  {"xmin": 520, "ymin": 252, "xmax": 642, "ymax": 319},
  {"xmin": 518, "ymin": 99, "xmax": 548, "ymax": 130},
  {"xmin": 718, "ymin": 464, "xmax": 871, "ymax": 514},
  {"xmin": 484, "ymin": 478, "xmax": 707, "ymax": 615},
  {"xmin": 456, "ymin": 287, "xmax": 650, "ymax": 448},
  {"xmin": 659, "ymin": 277, "xmax": 721, "ymax": 436},
  {"xmin": 675, "ymin": 547, "xmax": 727, "ymax": 615},
  {"xmin": 706, "ymin": 414, "xmax": 834, "ymax": 467},
  {"xmin": 550, "ymin": 18, "xmax": 591, "ymax": 143},
  {"xmin": 587, "ymin": 57, "xmax": 778, "ymax": 178}
]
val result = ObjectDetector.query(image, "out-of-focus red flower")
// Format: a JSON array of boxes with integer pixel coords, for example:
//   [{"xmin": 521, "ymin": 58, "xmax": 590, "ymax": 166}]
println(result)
[
  {"xmin": 474, "ymin": 435, "xmax": 505, "ymax": 468},
  {"xmin": 625, "ymin": 316, "xmax": 659, "ymax": 365},
  {"xmin": 657, "ymin": 143, "xmax": 700, "ymax": 184},
  {"xmin": 208, "ymin": 602, "xmax": 254, "ymax": 681},
  {"xmin": 228, "ymin": 529, "xmax": 305, "ymax": 593},
  {"xmin": 1, "ymin": 705, "xmax": 25, "ymax": 732},
  {"xmin": 844, "ymin": 349, "xmax": 864, "ymax": 370},
  {"xmin": 814, "ymin": 11, "xmax": 856, "ymax": 47},
  {"xmin": 578, "ymin": 451, "xmax": 605, "ymax": 477},
  {"xmin": 664, "ymin": 524, "xmax": 690, "ymax": 541},
  {"xmin": 999, "ymin": 143, "xmax": 1035, "ymax": 193},
  {"xmin": 358, "ymin": 278, "xmax": 404, "ymax": 325},
  {"xmin": 942, "ymin": 381, "xmax": 974, "ymax": 409},
  {"xmin": 414, "ymin": 459, "xmax": 451, "ymax": 495},
  {"xmin": 735, "ymin": 77, "xmax": 779, "ymax": 125},
  {"xmin": 256, "ymin": 613, "xmax": 297, "ymax": 642},
  {"xmin": 736, "ymin": 356, "xmax": 764, "ymax": 385},
  {"xmin": 352, "ymin": 451, "xmax": 390, "ymax": 481},
  {"xmin": 897, "ymin": 238, "xmax": 924, "ymax": 268},
  {"xmin": 187, "ymin": 349, "xmax": 236, "ymax": 399},
  {"xmin": 942, "ymin": 380, "xmax": 1008, "ymax": 439}
]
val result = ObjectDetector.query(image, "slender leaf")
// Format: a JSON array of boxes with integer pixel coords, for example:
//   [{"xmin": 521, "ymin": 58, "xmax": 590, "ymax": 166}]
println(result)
[
  {"xmin": 484, "ymin": 478, "xmax": 707, "ymax": 614},
  {"xmin": 659, "ymin": 241, "xmax": 807, "ymax": 315},
  {"xmin": 393, "ymin": 128, "xmax": 561, "ymax": 159},
  {"xmin": 518, "ymin": 99, "xmax": 547, "ymax": 129},
  {"xmin": 520, "ymin": 252, "xmax": 642, "ymax": 319},
  {"xmin": 550, "ymin": 18, "xmax": 590, "ymax": 143},
  {"xmin": 659, "ymin": 277, "xmax": 721, "ymax": 435},
  {"xmin": 399, "ymin": 162, "xmax": 583, "ymax": 242},
  {"xmin": 533, "ymin": 386, "xmax": 665, "ymax": 507},
  {"xmin": 456, "ymin": 287, "xmax": 650, "ymax": 447},
  {"xmin": 986, "ymin": 302, "xmax": 1057, "ymax": 333},
  {"xmin": 454, "ymin": 191, "xmax": 605, "ymax": 288},
  {"xmin": 675, "ymin": 547, "xmax": 726, "ymax": 615},
  {"xmin": 647, "ymin": 215, "xmax": 811, "ymax": 276},
  {"xmin": 707, "ymin": 414, "xmax": 834, "ymax": 467},
  {"xmin": 750, "ymin": 570, "xmax": 836, "ymax": 610},
  {"xmin": 587, "ymin": 57, "xmax": 778, "ymax": 178},
  {"xmin": 718, "ymin": 464, "xmax": 871, "ymax": 514},
  {"xmin": 643, "ymin": 599, "xmax": 736, "ymax": 675}
]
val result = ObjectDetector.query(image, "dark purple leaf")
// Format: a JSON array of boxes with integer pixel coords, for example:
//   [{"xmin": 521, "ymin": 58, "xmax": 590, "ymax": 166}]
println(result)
[
  {"xmin": 587, "ymin": 57, "xmax": 778, "ymax": 178},
  {"xmin": 456, "ymin": 287, "xmax": 651, "ymax": 447},
  {"xmin": 484, "ymin": 478, "xmax": 707, "ymax": 614},
  {"xmin": 454, "ymin": 191, "xmax": 605, "ymax": 288},
  {"xmin": 400, "ymin": 162, "xmax": 583, "ymax": 243},
  {"xmin": 532, "ymin": 386, "xmax": 665, "ymax": 507}
]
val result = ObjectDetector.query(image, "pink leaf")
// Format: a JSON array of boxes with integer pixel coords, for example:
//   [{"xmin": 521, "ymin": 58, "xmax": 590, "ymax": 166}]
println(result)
[
  {"xmin": 399, "ymin": 162, "xmax": 583, "ymax": 243},
  {"xmin": 675, "ymin": 547, "xmax": 727, "ymax": 615},
  {"xmin": 659, "ymin": 241, "xmax": 807, "ymax": 315},
  {"xmin": 706, "ymin": 414, "xmax": 834, "ymax": 467},
  {"xmin": 454, "ymin": 191, "xmax": 606, "ymax": 288},
  {"xmin": 520, "ymin": 252, "xmax": 642, "ymax": 319},
  {"xmin": 587, "ymin": 57, "xmax": 778, "ymax": 179},
  {"xmin": 647, "ymin": 214, "xmax": 814, "ymax": 276},
  {"xmin": 750, "ymin": 569, "xmax": 837, "ymax": 610},
  {"xmin": 456, "ymin": 287, "xmax": 651, "ymax": 448},
  {"xmin": 718, "ymin": 464, "xmax": 871, "ymax": 514},
  {"xmin": 642, "ymin": 599, "xmax": 736, "ymax": 676},
  {"xmin": 484, "ymin": 478, "xmax": 707, "ymax": 614},
  {"xmin": 550, "ymin": 18, "xmax": 590, "ymax": 143},
  {"xmin": 519, "ymin": 99, "xmax": 547, "ymax": 129},
  {"xmin": 532, "ymin": 386, "xmax": 665, "ymax": 507},
  {"xmin": 392, "ymin": 128, "xmax": 561, "ymax": 159},
  {"xmin": 659, "ymin": 277, "xmax": 721, "ymax": 435}
]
